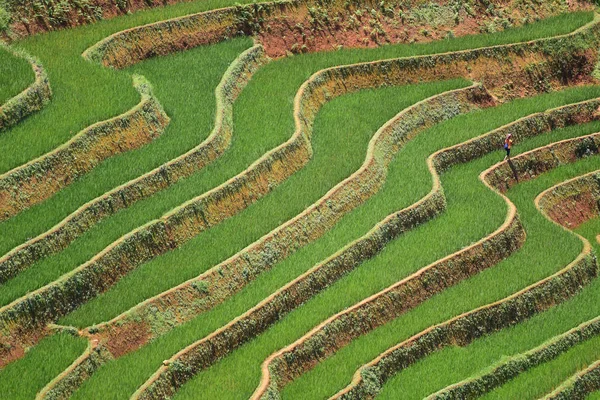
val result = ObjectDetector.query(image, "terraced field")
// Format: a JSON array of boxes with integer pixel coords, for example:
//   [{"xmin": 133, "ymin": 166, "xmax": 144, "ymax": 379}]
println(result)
[{"xmin": 2, "ymin": 0, "xmax": 600, "ymax": 399}]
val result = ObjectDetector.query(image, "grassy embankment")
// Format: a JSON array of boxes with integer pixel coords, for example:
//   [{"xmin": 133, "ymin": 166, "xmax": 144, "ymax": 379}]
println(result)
[
  {"xmin": 69, "ymin": 88, "xmax": 600, "ymax": 398},
  {"xmin": 370, "ymin": 178, "xmax": 600, "ymax": 400},
  {"xmin": 481, "ymin": 336, "xmax": 600, "ymax": 399},
  {"xmin": 427, "ymin": 215, "xmax": 600, "ymax": 400},
  {"xmin": 444, "ymin": 217, "xmax": 600, "ymax": 400},
  {"xmin": 57, "ymin": 11, "xmax": 593, "ymax": 328},
  {"xmin": 1, "ymin": 5, "xmax": 596, "ymax": 400},
  {"xmin": 169, "ymin": 93, "xmax": 600, "ymax": 399},
  {"xmin": 283, "ymin": 144, "xmax": 600, "ymax": 399},
  {"xmin": 0, "ymin": 45, "xmax": 33, "ymax": 104},
  {"xmin": 0, "ymin": 0, "xmax": 283, "ymax": 265}
]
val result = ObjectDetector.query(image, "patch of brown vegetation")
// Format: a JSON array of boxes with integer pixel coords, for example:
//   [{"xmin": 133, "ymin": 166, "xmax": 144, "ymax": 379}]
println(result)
[
  {"xmin": 256, "ymin": 1, "xmax": 594, "ymax": 58},
  {"xmin": 547, "ymin": 191, "xmax": 600, "ymax": 229},
  {"xmin": 101, "ymin": 320, "xmax": 152, "ymax": 358},
  {"xmin": 6, "ymin": 0, "xmax": 197, "ymax": 38},
  {"xmin": 0, "ymin": 326, "xmax": 47, "ymax": 368}
]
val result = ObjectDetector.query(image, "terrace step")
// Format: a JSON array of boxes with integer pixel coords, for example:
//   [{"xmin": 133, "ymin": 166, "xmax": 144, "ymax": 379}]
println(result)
[
  {"xmin": 0, "ymin": 75, "xmax": 169, "ymax": 222},
  {"xmin": 0, "ymin": 44, "xmax": 51, "ymax": 133},
  {"xmin": 27, "ymin": 13, "xmax": 593, "ymax": 400},
  {"xmin": 0, "ymin": 44, "xmax": 267, "ymax": 284},
  {"xmin": 542, "ymin": 358, "xmax": 600, "ymax": 399},
  {"xmin": 330, "ymin": 146, "xmax": 600, "ymax": 400},
  {"xmin": 426, "ymin": 316, "xmax": 600, "ymax": 399},
  {"xmin": 125, "ymin": 101, "xmax": 600, "ymax": 399}
]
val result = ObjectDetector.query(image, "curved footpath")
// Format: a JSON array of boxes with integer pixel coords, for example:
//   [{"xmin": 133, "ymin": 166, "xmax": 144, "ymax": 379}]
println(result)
[
  {"xmin": 0, "ymin": 43, "xmax": 52, "ymax": 132},
  {"xmin": 17, "ymin": 9, "xmax": 600, "ymax": 277},
  {"xmin": 82, "ymin": 1, "xmax": 296, "ymax": 69},
  {"xmin": 81, "ymin": 0, "xmax": 593, "ymax": 68},
  {"xmin": 128, "ymin": 100, "xmax": 600, "ymax": 399},
  {"xmin": 4, "ymin": 6, "xmax": 597, "ymax": 329},
  {"xmin": 327, "ymin": 145, "xmax": 600, "ymax": 400},
  {"xmin": 0, "ymin": 44, "xmax": 267, "ymax": 284},
  {"xmin": 6, "ymin": 10, "xmax": 600, "ymax": 392},
  {"xmin": 0, "ymin": 75, "xmax": 169, "ymax": 222}
]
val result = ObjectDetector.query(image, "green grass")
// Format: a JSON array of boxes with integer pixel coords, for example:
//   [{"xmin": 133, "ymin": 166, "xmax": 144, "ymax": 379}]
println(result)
[
  {"xmin": 68, "ymin": 77, "xmax": 470, "ymax": 399},
  {"xmin": 589, "ymin": 388, "xmax": 600, "ymax": 399},
  {"xmin": 0, "ymin": 12, "xmax": 591, "ymax": 308},
  {"xmin": 0, "ymin": 37, "xmax": 253, "ymax": 306},
  {"xmin": 280, "ymin": 142, "xmax": 600, "ymax": 400},
  {"xmin": 0, "ymin": 0, "xmax": 274, "ymax": 257},
  {"xmin": 176, "ymin": 98, "xmax": 600, "ymax": 400},
  {"xmin": 376, "ymin": 281, "xmax": 600, "ymax": 400},
  {"xmin": 0, "ymin": 332, "xmax": 87, "ymax": 398},
  {"xmin": 473, "ymin": 217, "xmax": 600, "ymax": 400},
  {"xmin": 2, "ymin": 0, "xmax": 587, "ymax": 268},
  {"xmin": 68, "ymin": 87, "xmax": 600, "ymax": 399},
  {"xmin": 0, "ymin": 45, "xmax": 33, "ymax": 105},
  {"xmin": 44, "ymin": 11, "xmax": 591, "ymax": 328},
  {"xmin": 1, "ymin": 0, "xmax": 284, "ymax": 172},
  {"xmin": 481, "ymin": 336, "xmax": 600, "ymax": 399},
  {"xmin": 0, "ymin": 4, "xmax": 597, "ymax": 399},
  {"xmin": 370, "ymin": 194, "xmax": 600, "ymax": 400},
  {"xmin": 58, "ymin": 79, "xmax": 467, "ymax": 327}
]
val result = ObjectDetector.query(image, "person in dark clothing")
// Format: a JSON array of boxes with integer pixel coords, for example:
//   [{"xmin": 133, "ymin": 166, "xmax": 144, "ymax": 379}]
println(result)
[{"xmin": 504, "ymin": 133, "xmax": 513, "ymax": 161}]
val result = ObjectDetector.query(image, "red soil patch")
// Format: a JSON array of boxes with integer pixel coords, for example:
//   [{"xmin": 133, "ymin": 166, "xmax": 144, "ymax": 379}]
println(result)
[
  {"xmin": 256, "ymin": 2, "xmax": 594, "ymax": 58},
  {"xmin": 101, "ymin": 320, "xmax": 152, "ymax": 358},
  {"xmin": 0, "ymin": 328, "xmax": 47, "ymax": 368},
  {"xmin": 547, "ymin": 191, "xmax": 600, "ymax": 229}
]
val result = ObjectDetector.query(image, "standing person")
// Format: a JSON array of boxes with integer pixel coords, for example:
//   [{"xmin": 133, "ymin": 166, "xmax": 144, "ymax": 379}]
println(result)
[{"xmin": 504, "ymin": 133, "xmax": 513, "ymax": 161}]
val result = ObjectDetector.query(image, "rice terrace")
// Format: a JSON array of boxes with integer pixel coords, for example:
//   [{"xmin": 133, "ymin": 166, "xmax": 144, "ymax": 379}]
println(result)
[{"xmin": 4, "ymin": 0, "xmax": 600, "ymax": 399}]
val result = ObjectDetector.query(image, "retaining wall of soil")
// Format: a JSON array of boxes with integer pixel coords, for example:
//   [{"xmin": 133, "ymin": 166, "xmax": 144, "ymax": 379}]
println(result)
[
  {"xmin": 0, "ymin": 75, "xmax": 169, "ymax": 222},
  {"xmin": 134, "ymin": 97, "xmax": 600, "ymax": 400},
  {"xmin": 0, "ymin": 44, "xmax": 51, "ymax": 132},
  {"xmin": 427, "ymin": 316, "xmax": 600, "ymax": 399},
  {"xmin": 0, "ymin": 44, "xmax": 267, "ymax": 284}
]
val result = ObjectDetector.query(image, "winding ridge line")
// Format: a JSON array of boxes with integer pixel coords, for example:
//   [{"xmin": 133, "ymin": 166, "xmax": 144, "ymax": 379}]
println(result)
[
  {"xmin": 426, "ymin": 316, "xmax": 600, "ymax": 399},
  {"xmin": 0, "ymin": 75, "xmax": 169, "ymax": 222},
  {"xmin": 0, "ymin": 43, "xmax": 51, "ymax": 132},
  {"xmin": 328, "ymin": 152, "xmax": 600, "ymax": 400},
  {"xmin": 10, "ymin": 5, "xmax": 590, "ymax": 354},
  {"xmin": 4, "ymin": 3, "xmax": 600, "ymax": 387},
  {"xmin": 542, "ymin": 359, "xmax": 600, "ymax": 399},
  {"xmin": 2, "ymin": 2, "xmax": 596, "ymax": 396},
  {"xmin": 132, "ymin": 99, "xmax": 600, "ymax": 400},
  {"xmin": 0, "ymin": 44, "xmax": 268, "ymax": 284},
  {"xmin": 36, "ymin": 81, "xmax": 491, "ymax": 400},
  {"xmin": 80, "ymin": 0, "xmax": 594, "ymax": 69},
  {"xmin": 26, "ymin": 11, "xmax": 596, "ymax": 313},
  {"xmin": 26, "ymin": 14, "xmax": 600, "ymax": 397},
  {"xmin": 252, "ymin": 110, "xmax": 600, "ymax": 400},
  {"xmin": 424, "ymin": 155, "xmax": 600, "ymax": 399},
  {"xmin": 0, "ymin": 30, "xmax": 494, "ymax": 369}
]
